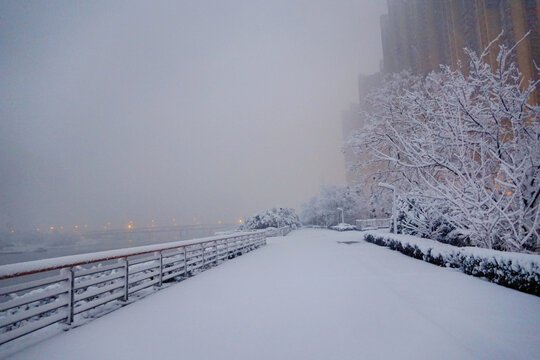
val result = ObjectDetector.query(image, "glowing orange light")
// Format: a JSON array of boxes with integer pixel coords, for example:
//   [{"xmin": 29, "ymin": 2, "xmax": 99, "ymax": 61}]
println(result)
[
  {"xmin": 103, "ymin": 226, "xmax": 107, "ymax": 230},
  {"xmin": 128, "ymin": 224, "xmax": 133, "ymax": 230},
  {"xmin": 238, "ymin": 219, "xmax": 243, "ymax": 224},
  {"xmin": 10, "ymin": 229, "xmax": 14, "ymax": 233},
  {"xmin": 50, "ymin": 226, "xmax": 54, "ymax": 230},
  {"xmin": 218, "ymin": 220, "xmax": 223, "ymax": 224},
  {"xmin": 506, "ymin": 191, "xmax": 513, "ymax": 196},
  {"xmin": 74, "ymin": 225, "xmax": 79, "ymax": 230},
  {"xmin": 36, "ymin": 228, "xmax": 40, "ymax": 232}
]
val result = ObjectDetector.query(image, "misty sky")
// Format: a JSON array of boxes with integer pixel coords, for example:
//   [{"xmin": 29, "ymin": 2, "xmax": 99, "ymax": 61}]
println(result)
[{"xmin": 0, "ymin": 0, "xmax": 386, "ymax": 230}]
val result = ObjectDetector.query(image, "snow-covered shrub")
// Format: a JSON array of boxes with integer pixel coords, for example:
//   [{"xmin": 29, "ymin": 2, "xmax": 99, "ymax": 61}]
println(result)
[
  {"xmin": 394, "ymin": 196, "xmax": 468, "ymax": 246},
  {"xmin": 239, "ymin": 208, "xmax": 300, "ymax": 230},
  {"xmin": 300, "ymin": 185, "xmax": 363, "ymax": 226},
  {"xmin": 364, "ymin": 232, "xmax": 540, "ymax": 296},
  {"xmin": 330, "ymin": 223, "xmax": 357, "ymax": 232},
  {"xmin": 348, "ymin": 35, "xmax": 540, "ymax": 252}
]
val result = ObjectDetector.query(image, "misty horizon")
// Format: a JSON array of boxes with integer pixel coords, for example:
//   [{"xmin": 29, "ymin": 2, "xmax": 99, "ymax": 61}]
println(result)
[{"xmin": 0, "ymin": 0, "xmax": 386, "ymax": 231}]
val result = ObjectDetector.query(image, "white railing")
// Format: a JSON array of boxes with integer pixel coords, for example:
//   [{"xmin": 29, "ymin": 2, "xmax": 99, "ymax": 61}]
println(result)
[
  {"xmin": 356, "ymin": 218, "xmax": 391, "ymax": 231},
  {"xmin": 265, "ymin": 226, "xmax": 293, "ymax": 237},
  {"xmin": 0, "ymin": 231, "xmax": 266, "ymax": 345}
]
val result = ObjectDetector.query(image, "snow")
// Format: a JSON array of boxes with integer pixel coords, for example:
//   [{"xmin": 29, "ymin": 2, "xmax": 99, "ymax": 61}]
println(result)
[{"xmin": 3, "ymin": 229, "xmax": 540, "ymax": 359}]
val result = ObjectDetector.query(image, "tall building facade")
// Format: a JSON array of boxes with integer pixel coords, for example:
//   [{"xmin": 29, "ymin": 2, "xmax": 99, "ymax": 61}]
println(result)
[
  {"xmin": 342, "ymin": 0, "xmax": 539, "ymax": 196},
  {"xmin": 381, "ymin": 0, "xmax": 539, "ymax": 101}
]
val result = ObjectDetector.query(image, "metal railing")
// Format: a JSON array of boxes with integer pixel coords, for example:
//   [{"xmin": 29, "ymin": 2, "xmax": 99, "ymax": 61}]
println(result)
[
  {"xmin": 265, "ymin": 226, "xmax": 293, "ymax": 237},
  {"xmin": 0, "ymin": 231, "xmax": 266, "ymax": 345},
  {"xmin": 356, "ymin": 218, "xmax": 391, "ymax": 231}
]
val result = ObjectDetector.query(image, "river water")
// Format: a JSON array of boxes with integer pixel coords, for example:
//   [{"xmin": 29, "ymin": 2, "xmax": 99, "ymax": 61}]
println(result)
[{"xmin": 0, "ymin": 226, "xmax": 234, "ymax": 266}]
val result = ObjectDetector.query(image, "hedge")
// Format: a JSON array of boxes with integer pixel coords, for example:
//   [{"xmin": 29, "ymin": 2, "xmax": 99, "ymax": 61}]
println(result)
[{"xmin": 363, "ymin": 232, "xmax": 540, "ymax": 296}]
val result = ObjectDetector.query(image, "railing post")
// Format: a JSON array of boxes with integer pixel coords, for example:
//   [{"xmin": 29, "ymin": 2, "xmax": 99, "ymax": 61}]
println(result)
[
  {"xmin": 184, "ymin": 247, "xmax": 188, "ymax": 276},
  {"xmin": 202, "ymin": 244, "xmax": 206, "ymax": 268},
  {"xmin": 121, "ymin": 258, "xmax": 129, "ymax": 301},
  {"xmin": 158, "ymin": 251, "xmax": 163, "ymax": 286},
  {"xmin": 61, "ymin": 268, "xmax": 75, "ymax": 325}
]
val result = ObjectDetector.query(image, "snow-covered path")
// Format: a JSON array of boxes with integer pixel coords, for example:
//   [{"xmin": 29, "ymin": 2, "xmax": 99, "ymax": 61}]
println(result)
[{"xmin": 6, "ymin": 229, "xmax": 540, "ymax": 360}]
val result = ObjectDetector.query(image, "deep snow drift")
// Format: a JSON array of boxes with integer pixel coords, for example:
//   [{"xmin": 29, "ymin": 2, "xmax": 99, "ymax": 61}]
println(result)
[{"xmin": 4, "ymin": 229, "xmax": 540, "ymax": 360}]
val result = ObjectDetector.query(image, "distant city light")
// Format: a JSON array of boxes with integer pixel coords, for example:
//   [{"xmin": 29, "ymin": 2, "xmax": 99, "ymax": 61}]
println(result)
[
  {"xmin": 50, "ymin": 226, "xmax": 54, "ymax": 230},
  {"xmin": 238, "ymin": 219, "xmax": 243, "ymax": 224},
  {"xmin": 74, "ymin": 225, "xmax": 79, "ymax": 230},
  {"xmin": 10, "ymin": 229, "xmax": 14, "ymax": 233},
  {"xmin": 128, "ymin": 224, "xmax": 133, "ymax": 230},
  {"xmin": 218, "ymin": 220, "xmax": 223, "ymax": 224}
]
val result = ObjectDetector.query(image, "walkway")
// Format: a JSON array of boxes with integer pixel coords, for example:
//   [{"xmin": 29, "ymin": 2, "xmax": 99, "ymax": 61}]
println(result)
[{"xmin": 6, "ymin": 229, "xmax": 540, "ymax": 359}]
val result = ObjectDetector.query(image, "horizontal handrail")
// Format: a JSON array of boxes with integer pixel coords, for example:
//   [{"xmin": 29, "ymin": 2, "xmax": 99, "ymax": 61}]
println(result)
[
  {"xmin": 0, "ymin": 230, "xmax": 265, "ymax": 280},
  {"xmin": 356, "ymin": 218, "xmax": 391, "ymax": 230}
]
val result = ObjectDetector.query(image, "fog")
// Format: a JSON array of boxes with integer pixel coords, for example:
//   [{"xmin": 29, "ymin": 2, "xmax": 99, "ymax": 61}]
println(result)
[{"xmin": 0, "ymin": 0, "xmax": 386, "ymax": 231}]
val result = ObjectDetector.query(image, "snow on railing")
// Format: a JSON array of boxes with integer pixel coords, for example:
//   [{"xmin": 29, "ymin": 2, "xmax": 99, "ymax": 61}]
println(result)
[
  {"xmin": 0, "ymin": 231, "xmax": 267, "ymax": 345},
  {"xmin": 265, "ymin": 226, "xmax": 293, "ymax": 237},
  {"xmin": 356, "ymin": 218, "xmax": 391, "ymax": 231}
]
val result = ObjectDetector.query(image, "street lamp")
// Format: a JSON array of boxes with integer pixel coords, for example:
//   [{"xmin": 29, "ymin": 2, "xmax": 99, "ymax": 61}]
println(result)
[
  {"xmin": 378, "ymin": 182, "xmax": 397, "ymax": 234},
  {"xmin": 336, "ymin": 207, "xmax": 344, "ymax": 224}
]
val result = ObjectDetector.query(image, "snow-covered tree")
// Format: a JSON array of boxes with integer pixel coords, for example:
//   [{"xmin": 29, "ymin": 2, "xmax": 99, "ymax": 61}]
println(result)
[
  {"xmin": 239, "ymin": 207, "xmax": 301, "ymax": 230},
  {"xmin": 300, "ymin": 185, "xmax": 363, "ymax": 226},
  {"xmin": 348, "ymin": 36, "xmax": 539, "ymax": 252}
]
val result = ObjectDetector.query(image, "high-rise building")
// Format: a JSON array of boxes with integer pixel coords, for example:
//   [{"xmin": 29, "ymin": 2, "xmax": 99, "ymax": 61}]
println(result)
[
  {"xmin": 342, "ymin": 0, "xmax": 539, "ymax": 193},
  {"xmin": 381, "ymin": 0, "xmax": 539, "ymax": 101}
]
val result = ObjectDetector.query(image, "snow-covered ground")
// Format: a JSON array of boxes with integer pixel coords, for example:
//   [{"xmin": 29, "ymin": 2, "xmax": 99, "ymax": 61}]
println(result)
[{"xmin": 3, "ymin": 229, "xmax": 540, "ymax": 360}]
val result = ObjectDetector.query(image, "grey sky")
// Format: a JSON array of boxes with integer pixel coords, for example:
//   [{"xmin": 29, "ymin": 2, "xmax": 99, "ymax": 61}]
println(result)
[{"xmin": 0, "ymin": 0, "xmax": 386, "ymax": 230}]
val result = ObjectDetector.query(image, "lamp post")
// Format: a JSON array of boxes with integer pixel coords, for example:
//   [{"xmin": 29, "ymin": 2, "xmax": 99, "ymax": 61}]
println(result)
[
  {"xmin": 378, "ymin": 182, "xmax": 397, "ymax": 234},
  {"xmin": 336, "ymin": 207, "xmax": 344, "ymax": 224}
]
